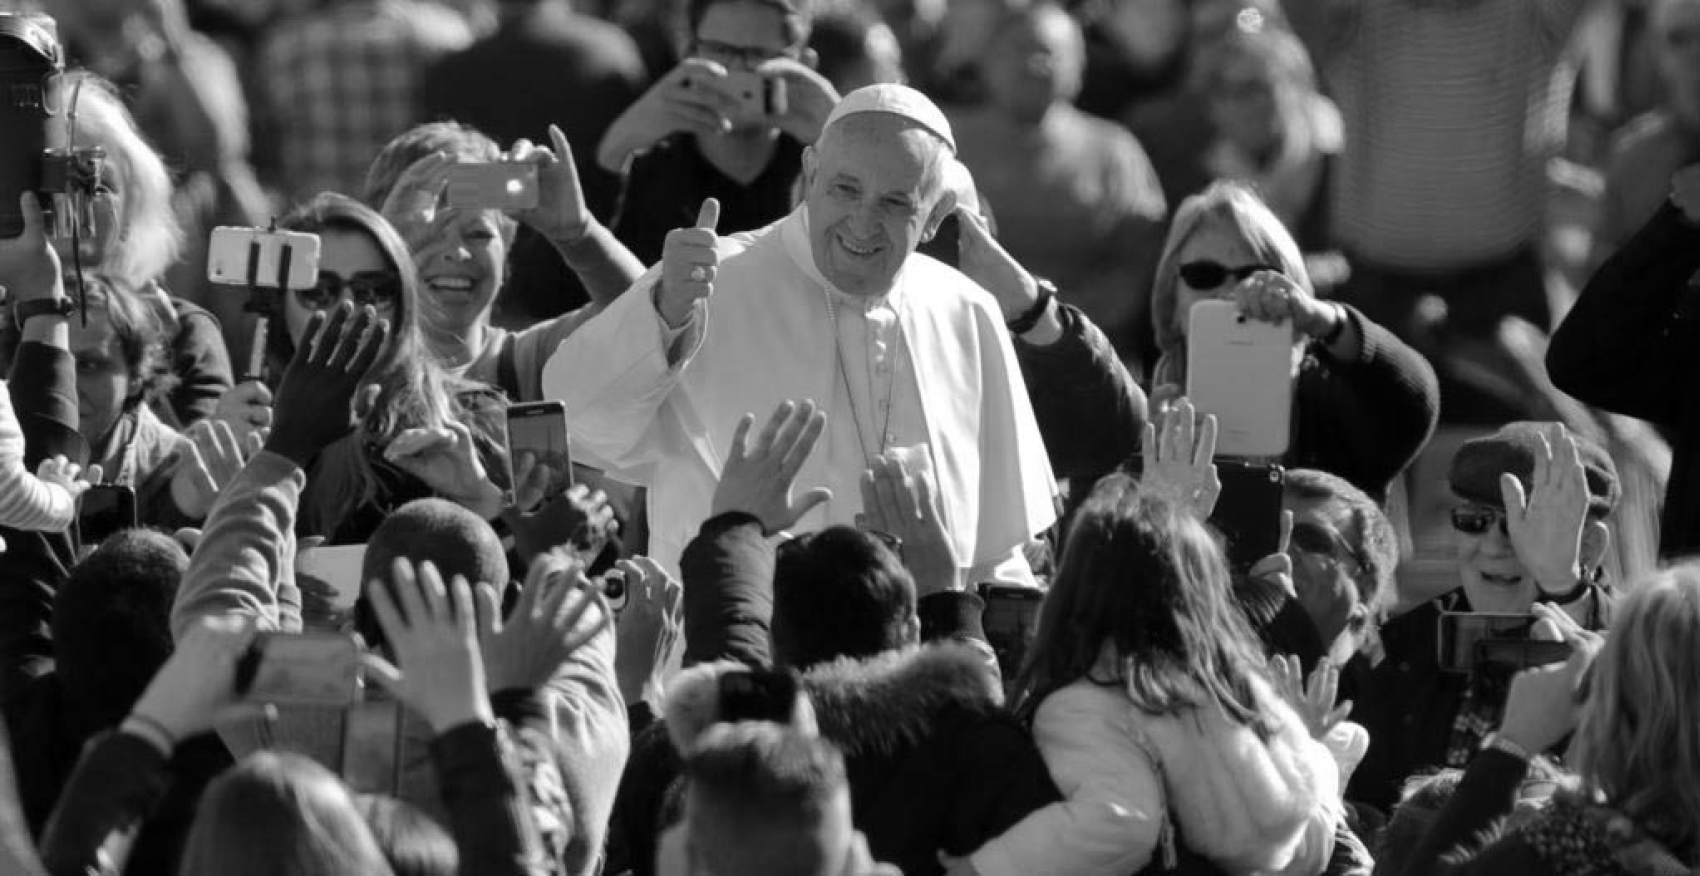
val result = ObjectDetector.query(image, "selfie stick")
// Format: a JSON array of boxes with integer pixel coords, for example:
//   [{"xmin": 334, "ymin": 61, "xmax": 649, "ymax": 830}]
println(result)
[{"xmin": 240, "ymin": 221, "xmax": 295, "ymax": 385}]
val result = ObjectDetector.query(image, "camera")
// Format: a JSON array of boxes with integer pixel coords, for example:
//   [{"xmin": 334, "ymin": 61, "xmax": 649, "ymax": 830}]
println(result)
[{"xmin": 0, "ymin": 13, "xmax": 105, "ymax": 243}]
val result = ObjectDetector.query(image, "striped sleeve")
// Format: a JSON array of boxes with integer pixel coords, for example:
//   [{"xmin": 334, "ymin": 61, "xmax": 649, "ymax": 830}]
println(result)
[{"xmin": 0, "ymin": 383, "xmax": 74, "ymax": 532}]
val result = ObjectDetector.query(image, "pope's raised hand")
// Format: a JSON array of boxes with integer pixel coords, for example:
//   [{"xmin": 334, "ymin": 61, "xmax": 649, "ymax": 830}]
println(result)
[{"xmin": 657, "ymin": 198, "xmax": 720, "ymax": 328}]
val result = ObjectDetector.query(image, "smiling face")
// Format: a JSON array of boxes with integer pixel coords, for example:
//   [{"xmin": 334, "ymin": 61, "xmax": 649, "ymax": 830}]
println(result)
[
  {"xmin": 1453, "ymin": 502, "xmax": 1538, "ymax": 615},
  {"xmin": 412, "ymin": 208, "xmax": 507, "ymax": 336},
  {"xmin": 802, "ymin": 114, "xmax": 953, "ymax": 296}
]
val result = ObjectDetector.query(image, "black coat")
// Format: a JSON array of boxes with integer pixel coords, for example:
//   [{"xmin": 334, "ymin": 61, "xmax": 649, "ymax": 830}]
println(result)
[{"xmin": 1548, "ymin": 202, "xmax": 1700, "ymax": 558}]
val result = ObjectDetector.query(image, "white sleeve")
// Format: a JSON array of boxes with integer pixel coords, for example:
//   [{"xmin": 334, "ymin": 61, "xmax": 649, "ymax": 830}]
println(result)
[
  {"xmin": 540, "ymin": 270, "xmax": 704, "ymax": 471},
  {"xmin": 0, "ymin": 383, "xmax": 74, "ymax": 532},
  {"xmin": 970, "ymin": 685, "xmax": 1165, "ymax": 876}
]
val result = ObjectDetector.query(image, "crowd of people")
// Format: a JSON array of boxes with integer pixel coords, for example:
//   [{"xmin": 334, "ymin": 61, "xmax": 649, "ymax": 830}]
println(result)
[{"xmin": 0, "ymin": 0, "xmax": 1698, "ymax": 873}]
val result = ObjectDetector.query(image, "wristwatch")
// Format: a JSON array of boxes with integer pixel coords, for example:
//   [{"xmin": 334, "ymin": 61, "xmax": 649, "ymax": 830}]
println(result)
[
  {"xmin": 13, "ymin": 296, "xmax": 77, "ymax": 325},
  {"xmin": 1007, "ymin": 278, "xmax": 1057, "ymax": 335}
]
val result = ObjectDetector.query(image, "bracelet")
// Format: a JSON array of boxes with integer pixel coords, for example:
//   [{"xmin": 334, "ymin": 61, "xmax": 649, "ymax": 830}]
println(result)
[
  {"xmin": 1321, "ymin": 302, "xmax": 1348, "ymax": 346},
  {"xmin": 1482, "ymin": 732, "xmax": 1532, "ymax": 762},
  {"xmin": 1538, "ymin": 576, "xmax": 1594, "ymax": 607},
  {"xmin": 122, "ymin": 712, "xmax": 178, "ymax": 755},
  {"xmin": 1007, "ymin": 279, "xmax": 1057, "ymax": 335}
]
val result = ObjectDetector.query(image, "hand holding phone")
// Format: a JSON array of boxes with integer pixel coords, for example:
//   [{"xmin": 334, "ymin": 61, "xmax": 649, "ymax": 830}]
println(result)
[
  {"xmin": 506, "ymin": 401, "xmax": 573, "ymax": 505},
  {"xmin": 207, "ymin": 226, "xmax": 321, "ymax": 290},
  {"xmin": 978, "ymin": 583, "xmax": 1043, "ymax": 679}
]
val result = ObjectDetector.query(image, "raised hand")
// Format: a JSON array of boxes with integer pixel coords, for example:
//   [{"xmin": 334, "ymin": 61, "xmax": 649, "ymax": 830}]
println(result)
[
  {"xmin": 384, "ymin": 420, "xmax": 505, "ymax": 519},
  {"xmin": 0, "ymin": 193, "xmax": 63, "ymax": 304},
  {"xmin": 611, "ymin": 557, "xmax": 683, "ymax": 705},
  {"xmin": 213, "ymin": 380, "xmax": 273, "ymax": 442},
  {"xmin": 265, "ymin": 303, "xmax": 389, "ymax": 466},
  {"xmin": 1500, "ymin": 423, "xmax": 1590, "ymax": 597},
  {"xmin": 361, "ymin": 559, "xmax": 495, "ymax": 733},
  {"xmin": 129, "ymin": 614, "xmax": 262, "ymax": 747},
  {"xmin": 1232, "ymin": 270, "xmax": 1334, "ymax": 341},
  {"xmin": 953, "ymin": 203, "xmax": 1044, "ymax": 327},
  {"xmin": 1139, "ymin": 398, "xmax": 1221, "ymax": 519},
  {"xmin": 600, "ymin": 59, "xmax": 737, "ymax": 171},
  {"xmin": 505, "ymin": 468, "xmax": 619, "ymax": 567},
  {"xmin": 710, "ymin": 400, "xmax": 832, "ymax": 533},
  {"xmin": 859, "ymin": 455, "xmax": 961, "ymax": 595},
  {"xmin": 37, "ymin": 456, "xmax": 99, "ymax": 503},
  {"xmin": 657, "ymin": 198, "xmax": 721, "ymax": 328},
  {"xmin": 1269, "ymin": 654, "xmax": 1351, "ymax": 741},
  {"xmin": 509, "ymin": 124, "xmax": 592, "ymax": 245},
  {"xmin": 474, "ymin": 551, "xmax": 611, "ymax": 695},
  {"xmin": 171, "ymin": 419, "xmax": 265, "ymax": 520},
  {"xmin": 1496, "ymin": 621, "xmax": 1600, "ymax": 757},
  {"xmin": 753, "ymin": 58, "xmax": 841, "ymax": 144}
]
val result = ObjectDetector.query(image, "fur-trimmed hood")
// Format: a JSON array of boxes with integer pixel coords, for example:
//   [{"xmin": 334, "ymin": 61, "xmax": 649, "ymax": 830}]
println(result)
[{"xmin": 662, "ymin": 643, "xmax": 1002, "ymax": 756}]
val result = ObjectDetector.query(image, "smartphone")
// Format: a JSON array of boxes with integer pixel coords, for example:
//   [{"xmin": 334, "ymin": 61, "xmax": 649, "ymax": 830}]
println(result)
[
  {"xmin": 978, "ymin": 583, "xmax": 1044, "ymax": 679},
  {"xmin": 1185, "ymin": 299, "xmax": 1296, "ymax": 457},
  {"xmin": 507, "ymin": 401, "xmax": 573, "ymax": 502},
  {"xmin": 718, "ymin": 669, "xmax": 802, "ymax": 724},
  {"xmin": 207, "ymin": 226, "xmax": 322, "ymax": 290},
  {"xmin": 1122, "ymin": 456, "xmax": 1284, "ymax": 572},
  {"xmin": 76, "ymin": 484, "xmax": 137, "ymax": 551},
  {"xmin": 341, "ymin": 700, "xmax": 405, "ymax": 797},
  {"xmin": 1436, "ymin": 612, "xmax": 1571, "ymax": 674},
  {"xmin": 444, "ymin": 163, "xmax": 539, "ymax": 212},
  {"xmin": 718, "ymin": 70, "xmax": 788, "ymax": 127},
  {"xmin": 235, "ymin": 631, "xmax": 363, "ymax": 708}
]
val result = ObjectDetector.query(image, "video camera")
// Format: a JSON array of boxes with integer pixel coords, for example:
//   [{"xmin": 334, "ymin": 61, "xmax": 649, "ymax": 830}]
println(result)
[{"xmin": 0, "ymin": 13, "xmax": 105, "ymax": 245}]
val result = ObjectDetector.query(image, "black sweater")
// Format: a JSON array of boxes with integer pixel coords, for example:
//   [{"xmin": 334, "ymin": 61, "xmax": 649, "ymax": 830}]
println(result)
[{"xmin": 1548, "ymin": 202, "xmax": 1700, "ymax": 558}]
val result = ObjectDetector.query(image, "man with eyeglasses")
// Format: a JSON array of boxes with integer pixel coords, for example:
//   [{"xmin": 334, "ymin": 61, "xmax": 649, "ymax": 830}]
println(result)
[
  {"xmin": 1344, "ymin": 421, "xmax": 1619, "ymax": 817},
  {"xmin": 598, "ymin": 0, "xmax": 842, "ymax": 265}
]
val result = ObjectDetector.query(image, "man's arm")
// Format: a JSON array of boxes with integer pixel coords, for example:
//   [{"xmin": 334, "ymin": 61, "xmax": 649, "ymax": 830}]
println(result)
[
  {"xmin": 1548, "ymin": 201, "xmax": 1700, "ymax": 426},
  {"xmin": 679, "ymin": 513, "xmax": 775, "ymax": 668},
  {"xmin": 169, "ymin": 451, "xmax": 305, "ymax": 640}
]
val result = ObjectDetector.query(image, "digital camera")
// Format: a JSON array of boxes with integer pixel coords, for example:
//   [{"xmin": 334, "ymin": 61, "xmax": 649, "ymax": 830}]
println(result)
[{"xmin": 0, "ymin": 13, "xmax": 105, "ymax": 242}]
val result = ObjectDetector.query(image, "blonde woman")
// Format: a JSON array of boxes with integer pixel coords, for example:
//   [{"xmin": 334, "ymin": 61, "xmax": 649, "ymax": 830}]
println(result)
[
  {"xmin": 1393, "ymin": 566, "xmax": 1700, "ymax": 875},
  {"xmin": 1147, "ymin": 182, "xmax": 1436, "ymax": 502}
]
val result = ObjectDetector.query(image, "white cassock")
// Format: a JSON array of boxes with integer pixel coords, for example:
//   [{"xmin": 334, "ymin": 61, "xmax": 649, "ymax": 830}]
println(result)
[{"xmin": 541, "ymin": 206, "xmax": 1058, "ymax": 582}]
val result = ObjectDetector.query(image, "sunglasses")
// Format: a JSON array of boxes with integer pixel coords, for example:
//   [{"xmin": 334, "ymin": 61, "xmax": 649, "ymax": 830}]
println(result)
[
  {"xmin": 296, "ymin": 271, "xmax": 401, "ymax": 312},
  {"xmin": 1450, "ymin": 506, "xmax": 1508, "ymax": 537},
  {"xmin": 1178, "ymin": 260, "xmax": 1276, "ymax": 290},
  {"xmin": 1289, "ymin": 521, "xmax": 1368, "ymax": 574}
]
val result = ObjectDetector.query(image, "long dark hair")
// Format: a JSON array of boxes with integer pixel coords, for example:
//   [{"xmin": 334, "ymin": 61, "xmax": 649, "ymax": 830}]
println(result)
[
  {"xmin": 271, "ymin": 193, "xmax": 492, "ymax": 537},
  {"xmin": 1013, "ymin": 474, "xmax": 1276, "ymax": 737}
]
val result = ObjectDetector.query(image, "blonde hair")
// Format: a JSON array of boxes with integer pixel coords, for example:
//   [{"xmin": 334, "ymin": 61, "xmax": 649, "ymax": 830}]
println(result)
[
  {"xmin": 51, "ymin": 72, "xmax": 183, "ymax": 288},
  {"xmin": 1148, "ymin": 181, "xmax": 1309, "ymax": 379},
  {"xmin": 1570, "ymin": 563, "xmax": 1700, "ymax": 860}
]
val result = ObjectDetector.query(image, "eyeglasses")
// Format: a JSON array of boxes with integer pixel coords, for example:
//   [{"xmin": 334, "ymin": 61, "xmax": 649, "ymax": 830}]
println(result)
[
  {"xmin": 1177, "ymin": 260, "xmax": 1277, "ymax": 290},
  {"xmin": 296, "ymin": 271, "xmax": 401, "ymax": 312},
  {"xmin": 1450, "ymin": 506, "xmax": 1508, "ymax": 537},
  {"xmin": 691, "ymin": 38, "xmax": 792, "ymax": 69},
  {"xmin": 1289, "ymin": 521, "xmax": 1368, "ymax": 575}
]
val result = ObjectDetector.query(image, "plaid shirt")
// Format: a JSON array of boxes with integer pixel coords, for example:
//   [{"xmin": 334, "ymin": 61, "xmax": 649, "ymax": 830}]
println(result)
[{"xmin": 258, "ymin": 0, "xmax": 474, "ymax": 202}]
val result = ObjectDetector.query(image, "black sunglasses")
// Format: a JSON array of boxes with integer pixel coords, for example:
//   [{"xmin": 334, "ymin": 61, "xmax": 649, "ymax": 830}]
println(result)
[
  {"xmin": 1289, "ymin": 521, "xmax": 1368, "ymax": 575},
  {"xmin": 1450, "ymin": 506, "xmax": 1508, "ymax": 537},
  {"xmin": 1178, "ymin": 260, "xmax": 1276, "ymax": 290},
  {"xmin": 296, "ymin": 271, "xmax": 401, "ymax": 311}
]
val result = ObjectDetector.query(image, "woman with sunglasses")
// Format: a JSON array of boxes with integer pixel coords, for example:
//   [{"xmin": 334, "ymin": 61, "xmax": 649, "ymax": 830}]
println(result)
[
  {"xmin": 1147, "ymin": 181, "xmax": 1437, "ymax": 504},
  {"xmin": 1391, "ymin": 568, "xmax": 1700, "ymax": 876},
  {"xmin": 215, "ymin": 194, "xmax": 506, "ymax": 543}
]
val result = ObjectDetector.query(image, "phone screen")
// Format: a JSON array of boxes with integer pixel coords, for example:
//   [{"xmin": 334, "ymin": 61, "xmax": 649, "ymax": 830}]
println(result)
[
  {"xmin": 236, "ymin": 632, "xmax": 363, "ymax": 708},
  {"xmin": 978, "ymin": 584, "xmax": 1043, "ymax": 678},
  {"xmin": 1436, "ymin": 612, "xmax": 1542, "ymax": 674},
  {"xmin": 506, "ymin": 402, "xmax": 573, "ymax": 501},
  {"xmin": 444, "ymin": 164, "xmax": 539, "ymax": 211},
  {"xmin": 77, "ymin": 485, "xmax": 137, "ymax": 549},
  {"xmin": 1121, "ymin": 456, "xmax": 1284, "ymax": 572}
]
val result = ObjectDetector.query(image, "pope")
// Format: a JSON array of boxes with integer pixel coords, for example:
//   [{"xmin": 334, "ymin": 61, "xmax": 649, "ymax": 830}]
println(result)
[{"xmin": 543, "ymin": 84, "xmax": 1057, "ymax": 582}]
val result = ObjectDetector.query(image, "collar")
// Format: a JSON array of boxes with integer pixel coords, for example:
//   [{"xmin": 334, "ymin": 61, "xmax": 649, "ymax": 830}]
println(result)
[{"xmin": 780, "ymin": 208, "xmax": 906, "ymax": 313}]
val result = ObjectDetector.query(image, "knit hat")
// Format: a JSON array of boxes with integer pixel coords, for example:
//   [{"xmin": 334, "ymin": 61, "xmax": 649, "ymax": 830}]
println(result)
[
  {"xmin": 822, "ymin": 84, "xmax": 956, "ymax": 152},
  {"xmin": 1448, "ymin": 423, "xmax": 1619, "ymax": 517}
]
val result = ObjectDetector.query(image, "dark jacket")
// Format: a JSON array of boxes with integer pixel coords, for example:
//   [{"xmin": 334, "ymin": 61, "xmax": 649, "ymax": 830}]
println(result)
[
  {"xmin": 1346, "ymin": 588, "xmax": 1613, "ymax": 814},
  {"xmin": 1547, "ymin": 202, "xmax": 1700, "ymax": 558},
  {"xmin": 1286, "ymin": 306, "xmax": 1440, "ymax": 505},
  {"xmin": 610, "ymin": 515, "xmax": 1058, "ymax": 876},
  {"xmin": 1012, "ymin": 302, "xmax": 1147, "ymax": 496},
  {"xmin": 38, "ymin": 722, "xmax": 544, "ymax": 876},
  {"xmin": 155, "ymin": 294, "xmax": 233, "ymax": 431}
]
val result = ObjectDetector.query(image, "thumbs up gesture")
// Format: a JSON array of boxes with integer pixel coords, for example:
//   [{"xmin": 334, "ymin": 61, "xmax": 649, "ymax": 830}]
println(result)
[{"xmin": 658, "ymin": 198, "xmax": 722, "ymax": 328}]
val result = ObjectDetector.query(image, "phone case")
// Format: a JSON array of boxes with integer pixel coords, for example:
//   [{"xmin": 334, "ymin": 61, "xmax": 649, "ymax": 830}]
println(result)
[
  {"xmin": 207, "ymin": 227, "xmax": 322, "ymax": 290},
  {"xmin": 444, "ymin": 164, "xmax": 540, "ymax": 211},
  {"xmin": 1185, "ymin": 300, "xmax": 1296, "ymax": 457},
  {"xmin": 1119, "ymin": 456, "xmax": 1283, "ymax": 571}
]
